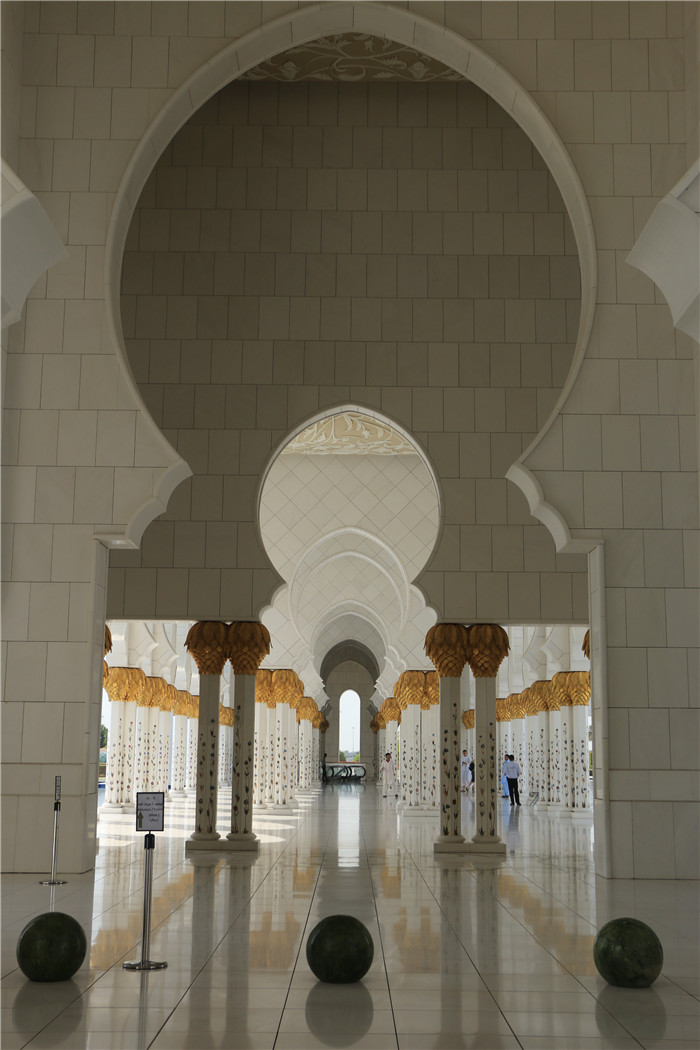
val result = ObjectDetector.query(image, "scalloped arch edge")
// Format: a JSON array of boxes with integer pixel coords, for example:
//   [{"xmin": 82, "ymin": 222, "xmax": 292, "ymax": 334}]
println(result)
[
  {"xmin": 505, "ymin": 462, "xmax": 595, "ymax": 556},
  {"xmin": 94, "ymin": 458, "xmax": 193, "ymax": 550}
]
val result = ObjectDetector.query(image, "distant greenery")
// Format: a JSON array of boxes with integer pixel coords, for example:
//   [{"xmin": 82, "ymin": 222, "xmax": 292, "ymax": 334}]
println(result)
[
  {"xmin": 100, "ymin": 724, "xmax": 108, "ymax": 748},
  {"xmin": 339, "ymin": 750, "xmax": 347, "ymax": 762}
]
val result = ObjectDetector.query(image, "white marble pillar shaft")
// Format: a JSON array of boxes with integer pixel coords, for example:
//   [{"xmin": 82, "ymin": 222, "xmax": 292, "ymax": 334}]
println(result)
[
  {"xmin": 437, "ymin": 676, "xmax": 464, "ymax": 846},
  {"xmin": 228, "ymin": 673, "xmax": 258, "ymax": 847},
  {"xmin": 560, "ymin": 704, "xmax": 573, "ymax": 807},
  {"xmin": 401, "ymin": 704, "xmax": 421, "ymax": 806},
  {"xmin": 133, "ymin": 704, "xmax": 148, "ymax": 793},
  {"xmin": 254, "ymin": 702, "xmax": 267, "ymax": 805},
  {"xmin": 171, "ymin": 714, "xmax": 188, "ymax": 794},
  {"xmin": 472, "ymin": 677, "xmax": 501, "ymax": 847},
  {"xmin": 512, "ymin": 718, "xmax": 526, "ymax": 794},
  {"xmin": 159, "ymin": 708, "xmax": 171, "ymax": 798},
  {"xmin": 273, "ymin": 702, "xmax": 291, "ymax": 806},
  {"xmin": 190, "ymin": 674, "xmax": 221, "ymax": 843},
  {"xmin": 105, "ymin": 700, "xmax": 126, "ymax": 806},
  {"xmin": 572, "ymin": 704, "xmax": 590, "ymax": 811},
  {"xmin": 312, "ymin": 726, "xmax": 320, "ymax": 782},
  {"xmin": 549, "ymin": 709, "xmax": 562, "ymax": 804},
  {"xmin": 264, "ymin": 705, "xmax": 276, "ymax": 804},
  {"xmin": 186, "ymin": 717, "xmax": 198, "ymax": 790}
]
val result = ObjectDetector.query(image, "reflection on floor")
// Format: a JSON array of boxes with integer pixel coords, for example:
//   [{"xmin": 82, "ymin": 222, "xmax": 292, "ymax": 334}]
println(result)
[{"xmin": 2, "ymin": 785, "xmax": 699, "ymax": 1050}]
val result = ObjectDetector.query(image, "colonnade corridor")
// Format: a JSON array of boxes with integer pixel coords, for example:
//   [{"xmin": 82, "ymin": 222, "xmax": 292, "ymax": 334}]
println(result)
[{"xmin": 2, "ymin": 786, "xmax": 699, "ymax": 1050}]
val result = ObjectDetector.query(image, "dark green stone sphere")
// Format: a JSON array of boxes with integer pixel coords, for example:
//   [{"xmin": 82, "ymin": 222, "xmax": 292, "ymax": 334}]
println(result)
[
  {"xmin": 593, "ymin": 917, "xmax": 663, "ymax": 988},
  {"xmin": 306, "ymin": 915, "xmax": 374, "ymax": 984},
  {"xmin": 17, "ymin": 912, "xmax": 87, "ymax": 982}
]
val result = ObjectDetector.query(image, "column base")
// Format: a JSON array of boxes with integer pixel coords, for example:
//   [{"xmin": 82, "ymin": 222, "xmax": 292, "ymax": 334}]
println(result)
[
  {"xmin": 400, "ymin": 805, "xmax": 440, "ymax": 818},
  {"xmin": 465, "ymin": 839, "xmax": 506, "ymax": 854},
  {"xmin": 264, "ymin": 800, "xmax": 299, "ymax": 813},
  {"xmin": 101, "ymin": 802, "xmax": 129, "ymax": 811},
  {"xmin": 569, "ymin": 808, "xmax": 593, "ymax": 820},
  {"xmin": 223, "ymin": 832, "xmax": 260, "ymax": 852},
  {"xmin": 433, "ymin": 836, "xmax": 468, "ymax": 854},
  {"xmin": 185, "ymin": 832, "xmax": 222, "ymax": 851},
  {"xmin": 170, "ymin": 790, "xmax": 189, "ymax": 798}
]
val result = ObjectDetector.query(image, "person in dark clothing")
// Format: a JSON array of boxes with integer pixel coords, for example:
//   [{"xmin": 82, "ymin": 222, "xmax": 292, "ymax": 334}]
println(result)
[
  {"xmin": 321, "ymin": 752, "xmax": 328, "ymax": 783},
  {"xmin": 503, "ymin": 754, "xmax": 521, "ymax": 805}
]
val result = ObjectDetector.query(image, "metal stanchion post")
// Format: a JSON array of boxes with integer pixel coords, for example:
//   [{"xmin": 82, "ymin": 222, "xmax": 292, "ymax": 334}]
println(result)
[
  {"xmin": 123, "ymin": 832, "xmax": 167, "ymax": 971},
  {"xmin": 39, "ymin": 799, "xmax": 67, "ymax": 886}
]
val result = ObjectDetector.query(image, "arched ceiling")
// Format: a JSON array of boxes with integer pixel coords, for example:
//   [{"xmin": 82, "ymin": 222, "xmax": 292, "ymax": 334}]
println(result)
[{"xmin": 259, "ymin": 411, "xmax": 439, "ymax": 700}]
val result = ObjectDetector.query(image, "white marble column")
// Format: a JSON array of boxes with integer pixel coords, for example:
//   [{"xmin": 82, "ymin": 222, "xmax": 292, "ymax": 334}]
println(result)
[
  {"xmin": 186, "ymin": 707, "xmax": 198, "ymax": 791},
  {"xmin": 426, "ymin": 625, "xmax": 470, "ymax": 853},
  {"xmin": 171, "ymin": 704, "xmax": 188, "ymax": 797},
  {"xmin": 571, "ymin": 684, "xmax": 592, "ymax": 815},
  {"xmin": 189, "ymin": 673, "xmax": 221, "ymax": 844},
  {"xmin": 254, "ymin": 700, "xmax": 268, "ymax": 806},
  {"xmin": 312, "ymin": 724, "xmax": 320, "ymax": 782},
  {"xmin": 472, "ymin": 677, "xmax": 503, "ymax": 849},
  {"xmin": 158, "ymin": 704, "xmax": 172, "ymax": 799},
  {"xmin": 225, "ymin": 622, "xmax": 271, "ymax": 849}
]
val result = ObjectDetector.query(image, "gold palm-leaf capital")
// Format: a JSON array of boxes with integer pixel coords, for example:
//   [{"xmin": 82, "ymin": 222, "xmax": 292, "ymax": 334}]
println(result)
[
  {"xmin": 464, "ymin": 624, "xmax": 510, "ymax": 678},
  {"xmin": 227, "ymin": 621, "xmax": 271, "ymax": 675},
  {"xmin": 425, "ymin": 623, "xmax": 470, "ymax": 677},
  {"xmin": 185, "ymin": 621, "xmax": 229, "ymax": 675}
]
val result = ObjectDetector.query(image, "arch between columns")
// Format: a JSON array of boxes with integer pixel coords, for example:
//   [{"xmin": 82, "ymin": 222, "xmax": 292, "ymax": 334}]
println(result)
[{"xmin": 104, "ymin": 0, "xmax": 596, "ymax": 556}]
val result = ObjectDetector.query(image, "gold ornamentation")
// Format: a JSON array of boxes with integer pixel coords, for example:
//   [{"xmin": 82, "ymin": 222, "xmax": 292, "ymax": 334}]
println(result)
[
  {"xmin": 227, "ymin": 621, "xmax": 271, "ymax": 675},
  {"xmin": 495, "ymin": 697, "xmax": 510, "ymax": 722},
  {"xmin": 508, "ymin": 693, "xmax": 526, "ymax": 719},
  {"xmin": 185, "ymin": 621, "xmax": 229, "ymax": 675},
  {"xmin": 141, "ymin": 675, "xmax": 166, "ymax": 709},
  {"xmin": 551, "ymin": 672, "xmax": 572, "ymax": 708},
  {"xmin": 272, "ymin": 668, "xmax": 298, "ymax": 705},
  {"xmin": 319, "ymin": 717, "xmax": 329, "ymax": 734},
  {"xmin": 461, "ymin": 709, "xmax": 475, "ymax": 730},
  {"xmin": 244, "ymin": 34, "xmax": 463, "ymax": 84},
  {"xmin": 159, "ymin": 683, "xmax": 176, "ymax": 712},
  {"xmin": 282, "ymin": 411, "xmax": 417, "ymax": 455},
  {"xmin": 423, "ymin": 671, "xmax": 439, "ymax": 708},
  {"xmin": 424, "ymin": 623, "xmax": 470, "ymax": 678},
  {"xmin": 103, "ymin": 660, "xmax": 109, "ymax": 686},
  {"xmin": 375, "ymin": 712, "xmax": 386, "ymax": 730},
  {"xmin": 297, "ymin": 697, "xmax": 318, "ymax": 723},
  {"xmin": 104, "ymin": 625, "xmax": 112, "ymax": 655},
  {"xmin": 172, "ymin": 690, "xmax": 190, "ymax": 718},
  {"xmin": 380, "ymin": 697, "xmax": 401, "ymax": 724},
  {"xmin": 582, "ymin": 629, "xmax": 590, "ymax": 659},
  {"xmin": 369, "ymin": 717, "xmax": 379, "ymax": 734},
  {"xmin": 219, "ymin": 705, "xmax": 234, "ymax": 727},
  {"xmin": 464, "ymin": 624, "xmax": 510, "ymax": 678},
  {"xmin": 104, "ymin": 665, "xmax": 129, "ymax": 704},
  {"xmin": 311, "ymin": 711, "xmax": 324, "ymax": 729},
  {"xmin": 529, "ymin": 680, "xmax": 550, "ymax": 714},
  {"xmin": 255, "ymin": 668, "xmax": 273, "ymax": 706},
  {"xmin": 395, "ymin": 670, "xmax": 425, "ymax": 709},
  {"xmin": 568, "ymin": 670, "xmax": 591, "ymax": 706}
]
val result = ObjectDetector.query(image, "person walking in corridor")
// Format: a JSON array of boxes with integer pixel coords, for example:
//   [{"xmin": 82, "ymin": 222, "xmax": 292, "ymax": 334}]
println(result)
[{"xmin": 503, "ymin": 754, "xmax": 521, "ymax": 806}]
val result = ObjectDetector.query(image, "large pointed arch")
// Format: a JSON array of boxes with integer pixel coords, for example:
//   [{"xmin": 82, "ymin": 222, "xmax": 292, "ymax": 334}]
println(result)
[{"xmin": 104, "ymin": 1, "xmax": 596, "ymax": 552}]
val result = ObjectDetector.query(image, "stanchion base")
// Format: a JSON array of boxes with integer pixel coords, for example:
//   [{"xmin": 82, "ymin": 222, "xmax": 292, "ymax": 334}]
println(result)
[
  {"xmin": 39, "ymin": 879, "xmax": 67, "ymax": 885},
  {"xmin": 123, "ymin": 960, "xmax": 168, "ymax": 971}
]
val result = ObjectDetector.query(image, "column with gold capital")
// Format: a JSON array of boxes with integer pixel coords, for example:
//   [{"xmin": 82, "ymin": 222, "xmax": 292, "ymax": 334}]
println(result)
[
  {"xmin": 185, "ymin": 621, "xmax": 228, "ymax": 847},
  {"xmin": 465, "ymin": 624, "xmax": 509, "ymax": 853},
  {"xmin": 425, "ymin": 624, "xmax": 470, "ymax": 851},
  {"xmin": 226, "ymin": 622, "xmax": 270, "ymax": 849}
]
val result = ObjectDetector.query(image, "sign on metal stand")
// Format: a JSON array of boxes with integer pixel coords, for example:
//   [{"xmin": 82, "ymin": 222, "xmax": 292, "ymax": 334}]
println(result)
[
  {"xmin": 123, "ymin": 792, "xmax": 167, "ymax": 971},
  {"xmin": 39, "ymin": 776, "xmax": 67, "ymax": 886}
]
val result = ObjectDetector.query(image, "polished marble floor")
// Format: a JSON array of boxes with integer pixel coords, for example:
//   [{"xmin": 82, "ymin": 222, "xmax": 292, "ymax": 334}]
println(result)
[{"xmin": 2, "ymin": 784, "xmax": 698, "ymax": 1050}]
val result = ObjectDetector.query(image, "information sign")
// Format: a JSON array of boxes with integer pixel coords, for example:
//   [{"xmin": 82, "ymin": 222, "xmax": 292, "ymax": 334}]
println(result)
[
  {"xmin": 135, "ymin": 792, "xmax": 165, "ymax": 832},
  {"xmin": 54, "ymin": 775, "xmax": 61, "ymax": 800}
]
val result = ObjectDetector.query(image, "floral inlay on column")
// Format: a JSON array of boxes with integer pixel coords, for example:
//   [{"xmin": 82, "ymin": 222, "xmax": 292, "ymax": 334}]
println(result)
[
  {"xmin": 425, "ymin": 623, "xmax": 470, "ymax": 842},
  {"xmin": 185, "ymin": 621, "xmax": 229, "ymax": 842}
]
